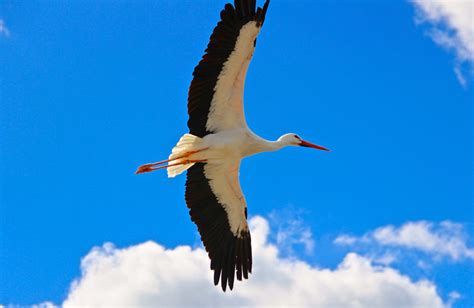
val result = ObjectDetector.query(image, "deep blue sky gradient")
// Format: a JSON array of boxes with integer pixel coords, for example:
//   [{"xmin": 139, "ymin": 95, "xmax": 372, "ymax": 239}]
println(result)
[{"xmin": 1, "ymin": 1, "xmax": 473, "ymax": 306}]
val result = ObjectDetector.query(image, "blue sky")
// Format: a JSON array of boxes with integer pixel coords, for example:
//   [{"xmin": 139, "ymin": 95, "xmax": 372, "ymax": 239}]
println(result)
[{"xmin": 1, "ymin": 1, "xmax": 473, "ymax": 307}]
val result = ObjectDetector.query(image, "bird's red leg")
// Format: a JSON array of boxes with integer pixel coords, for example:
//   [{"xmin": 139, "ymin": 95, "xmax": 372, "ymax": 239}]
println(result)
[
  {"xmin": 144, "ymin": 148, "xmax": 208, "ymax": 166},
  {"xmin": 135, "ymin": 148, "xmax": 208, "ymax": 174},
  {"xmin": 140, "ymin": 159, "xmax": 207, "ymax": 172}
]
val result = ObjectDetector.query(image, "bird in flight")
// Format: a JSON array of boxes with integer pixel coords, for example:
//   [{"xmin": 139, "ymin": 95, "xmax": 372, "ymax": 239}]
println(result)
[{"xmin": 136, "ymin": 0, "xmax": 329, "ymax": 292}]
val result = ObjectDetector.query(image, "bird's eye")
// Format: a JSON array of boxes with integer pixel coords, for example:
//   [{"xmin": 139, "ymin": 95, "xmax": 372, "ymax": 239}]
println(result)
[{"xmin": 295, "ymin": 135, "xmax": 301, "ymax": 140}]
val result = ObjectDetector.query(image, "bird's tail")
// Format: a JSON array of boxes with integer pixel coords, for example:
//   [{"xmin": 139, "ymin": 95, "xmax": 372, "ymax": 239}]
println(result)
[
  {"xmin": 167, "ymin": 133, "xmax": 204, "ymax": 178},
  {"xmin": 135, "ymin": 133, "xmax": 206, "ymax": 177}
]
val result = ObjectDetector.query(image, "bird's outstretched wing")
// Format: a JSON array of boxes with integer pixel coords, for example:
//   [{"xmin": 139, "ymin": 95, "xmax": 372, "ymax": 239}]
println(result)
[
  {"xmin": 187, "ymin": 0, "xmax": 270, "ymax": 137},
  {"xmin": 185, "ymin": 161, "xmax": 251, "ymax": 291}
]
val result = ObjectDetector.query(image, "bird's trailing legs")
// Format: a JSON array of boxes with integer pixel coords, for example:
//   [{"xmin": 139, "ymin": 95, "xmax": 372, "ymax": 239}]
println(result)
[{"xmin": 135, "ymin": 148, "xmax": 208, "ymax": 174}]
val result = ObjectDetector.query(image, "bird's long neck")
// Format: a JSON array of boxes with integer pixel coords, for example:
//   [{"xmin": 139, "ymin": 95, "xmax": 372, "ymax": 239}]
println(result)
[{"xmin": 251, "ymin": 138, "xmax": 287, "ymax": 154}]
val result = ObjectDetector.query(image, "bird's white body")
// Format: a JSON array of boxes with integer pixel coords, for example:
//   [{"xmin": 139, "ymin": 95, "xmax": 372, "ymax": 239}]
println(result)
[
  {"xmin": 169, "ymin": 128, "xmax": 288, "ymax": 174},
  {"xmin": 166, "ymin": 129, "xmax": 303, "ymax": 238}
]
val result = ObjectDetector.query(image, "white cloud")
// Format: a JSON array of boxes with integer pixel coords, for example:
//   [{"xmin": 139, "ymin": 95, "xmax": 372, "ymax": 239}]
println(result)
[
  {"xmin": 268, "ymin": 207, "xmax": 315, "ymax": 256},
  {"xmin": 370, "ymin": 253, "xmax": 398, "ymax": 266},
  {"xmin": 335, "ymin": 220, "xmax": 474, "ymax": 261},
  {"xmin": 3, "ymin": 303, "xmax": 57, "ymax": 308},
  {"xmin": 411, "ymin": 0, "xmax": 474, "ymax": 85},
  {"xmin": 334, "ymin": 234, "xmax": 359, "ymax": 245},
  {"xmin": 31, "ymin": 302, "xmax": 57, "ymax": 308},
  {"xmin": 453, "ymin": 65, "xmax": 467, "ymax": 86},
  {"xmin": 56, "ymin": 216, "xmax": 445, "ymax": 307},
  {"xmin": 0, "ymin": 19, "xmax": 10, "ymax": 37},
  {"xmin": 447, "ymin": 291, "xmax": 462, "ymax": 307}
]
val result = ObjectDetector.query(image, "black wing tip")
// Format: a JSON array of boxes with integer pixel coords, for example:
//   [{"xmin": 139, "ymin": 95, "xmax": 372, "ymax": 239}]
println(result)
[
  {"xmin": 256, "ymin": 0, "xmax": 270, "ymax": 27},
  {"xmin": 261, "ymin": 0, "xmax": 270, "ymax": 24},
  {"xmin": 213, "ymin": 232, "xmax": 252, "ymax": 292},
  {"xmin": 229, "ymin": 0, "xmax": 270, "ymax": 27}
]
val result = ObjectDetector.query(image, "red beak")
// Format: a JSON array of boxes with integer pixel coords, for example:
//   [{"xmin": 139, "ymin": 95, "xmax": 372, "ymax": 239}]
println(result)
[{"xmin": 299, "ymin": 140, "xmax": 330, "ymax": 151}]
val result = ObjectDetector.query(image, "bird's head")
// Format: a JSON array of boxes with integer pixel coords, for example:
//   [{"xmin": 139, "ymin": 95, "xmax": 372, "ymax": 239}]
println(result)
[{"xmin": 278, "ymin": 133, "xmax": 330, "ymax": 151}]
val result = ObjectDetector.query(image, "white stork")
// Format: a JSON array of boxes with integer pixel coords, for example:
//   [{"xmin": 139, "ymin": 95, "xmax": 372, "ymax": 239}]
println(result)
[{"xmin": 136, "ymin": 0, "xmax": 329, "ymax": 291}]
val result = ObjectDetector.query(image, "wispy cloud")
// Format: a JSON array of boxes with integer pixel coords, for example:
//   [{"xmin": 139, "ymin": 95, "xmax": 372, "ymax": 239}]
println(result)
[
  {"xmin": 268, "ymin": 207, "xmax": 315, "ymax": 256},
  {"xmin": 0, "ymin": 19, "xmax": 10, "ymax": 37},
  {"xmin": 23, "ymin": 216, "xmax": 445, "ymax": 307},
  {"xmin": 410, "ymin": 0, "xmax": 474, "ymax": 86},
  {"xmin": 3, "ymin": 302, "xmax": 57, "ymax": 308},
  {"xmin": 335, "ymin": 220, "xmax": 474, "ymax": 262},
  {"xmin": 32, "ymin": 302, "xmax": 57, "ymax": 308}
]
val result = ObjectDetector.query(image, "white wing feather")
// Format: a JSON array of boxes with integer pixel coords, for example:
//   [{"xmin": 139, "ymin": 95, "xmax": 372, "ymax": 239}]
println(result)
[
  {"xmin": 206, "ymin": 22, "xmax": 262, "ymax": 133},
  {"xmin": 204, "ymin": 160, "xmax": 248, "ymax": 235}
]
